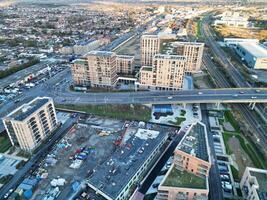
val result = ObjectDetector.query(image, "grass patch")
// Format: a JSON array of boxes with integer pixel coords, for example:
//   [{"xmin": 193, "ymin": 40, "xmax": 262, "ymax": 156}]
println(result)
[
  {"xmin": 180, "ymin": 110, "xmax": 186, "ymax": 116},
  {"xmin": 222, "ymin": 133, "xmax": 233, "ymax": 155},
  {"xmin": 0, "ymin": 135, "xmax": 11, "ymax": 153},
  {"xmin": 168, "ymin": 117, "xmax": 186, "ymax": 126},
  {"xmin": 223, "ymin": 131, "xmax": 266, "ymax": 169},
  {"xmin": 162, "ymin": 167, "xmax": 206, "ymax": 189},
  {"xmin": 230, "ymin": 165, "xmax": 240, "ymax": 181},
  {"xmin": 224, "ymin": 110, "xmax": 240, "ymax": 131},
  {"xmin": 56, "ymin": 104, "xmax": 151, "ymax": 122},
  {"xmin": 196, "ymin": 19, "xmax": 203, "ymax": 39}
]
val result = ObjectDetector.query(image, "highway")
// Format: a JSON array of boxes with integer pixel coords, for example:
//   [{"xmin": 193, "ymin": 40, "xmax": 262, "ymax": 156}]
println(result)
[
  {"xmin": 52, "ymin": 88, "xmax": 267, "ymax": 105},
  {"xmin": 201, "ymin": 14, "xmax": 267, "ymax": 153},
  {"xmin": 0, "ymin": 117, "xmax": 76, "ymax": 200}
]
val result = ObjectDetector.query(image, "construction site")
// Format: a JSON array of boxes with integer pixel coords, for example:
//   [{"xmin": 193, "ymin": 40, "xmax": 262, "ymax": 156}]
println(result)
[{"xmin": 11, "ymin": 115, "xmax": 177, "ymax": 200}]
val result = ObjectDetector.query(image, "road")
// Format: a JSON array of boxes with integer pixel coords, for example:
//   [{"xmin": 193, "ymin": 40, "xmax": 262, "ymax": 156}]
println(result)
[
  {"xmin": 0, "ymin": 117, "xmax": 76, "ymax": 200},
  {"xmin": 201, "ymin": 104, "xmax": 224, "ymax": 200},
  {"xmin": 201, "ymin": 14, "xmax": 267, "ymax": 154}
]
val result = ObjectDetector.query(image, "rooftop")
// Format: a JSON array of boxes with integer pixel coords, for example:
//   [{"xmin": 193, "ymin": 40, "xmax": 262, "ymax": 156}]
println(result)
[
  {"xmin": 116, "ymin": 55, "xmax": 134, "ymax": 60},
  {"xmin": 87, "ymin": 122, "xmax": 170, "ymax": 200},
  {"xmin": 162, "ymin": 165, "xmax": 207, "ymax": 189},
  {"xmin": 141, "ymin": 66, "xmax": 153, "ymax": 72},
  {"xmin": 154, "ymin": 54, "xmax": 186, "ymax": 61},
  {"xmin": 73, "ymin": 59, "xmax": 87, "ymax": 65},
  {"xmin": 85, "ymin": 51, "xmax": 115, "ymax": 57},
  {"xmin": 6, "ymin": 97, "xmax": 51, "ymax": 121},
  {"xmin": 177, "ymin": 122, "xmax": 209, "ymax": 162},
  {"xmin": 238, "ymin": 42, "xmax": 267, "ymax": 58},
  {"xmin": 249, "ymin": 169, "xmax": 267, "ymax": 196}
]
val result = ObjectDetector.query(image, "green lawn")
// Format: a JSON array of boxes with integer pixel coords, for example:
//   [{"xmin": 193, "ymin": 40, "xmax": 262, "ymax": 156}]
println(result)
[
  {"xmin": 196, "ymin": 19, "xmax": 203, "ymax": 39},
  {"xmin": 224, "ymin": 110, "xmax": 240, "ymax": 131},
  {"xmin": 0, "ymin": 135, "xmax": 11, "ymax": 153},
  {"xmin": 56, "ymin": 104, "xmax": 151, "ymax": 122},
  {"xmin": 162, "ymin": 167, "xmax": 206, "ymax": 189},
  {"xmin": 223, "ymin": 131, "xmax": 266, "ymax": 169},
  {"xmin": 168, "ymin": 117, "xmax": 186, "ymax": 126},
  {"xmin": 230, "ymin": 165, "xmax": 239, "ymax": 181}
]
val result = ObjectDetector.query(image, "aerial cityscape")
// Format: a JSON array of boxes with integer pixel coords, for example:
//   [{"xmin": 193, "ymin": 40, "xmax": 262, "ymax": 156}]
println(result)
[{"xmin": 0, "ymin": 0, "xmax": 267, "ymax": 200}]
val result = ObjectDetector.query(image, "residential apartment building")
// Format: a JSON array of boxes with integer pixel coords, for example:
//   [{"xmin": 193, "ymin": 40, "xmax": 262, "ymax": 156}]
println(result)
[
  {"xmin": 71, "ymin": 51, "xmax": 136, "ymax": 88},
  {"xmin": 240, "ymin": 167, "xmax": 267, "ymax": 200},
  {"xmin": 71, "ymin": 59, "xmax": 90, "ymax": 86},
  {"xmin": 139, "ymin": 54, "xmax": 186, "ymax": 90},
  {"xmin": 116, "ymin": 55, "xmax": 135, "ymax": 75},
  {"xmin": 2, "ymin": 97, "xmax": 57, "ymax": 151},
  {"xmin": 173, "ymin": 42, "xmax": 204, "ymax": 73},
  {"xmin": 157, "ymin": 122, "xmax": 211, "ymax": 200},
  {"xmin": 141, "ymin": 35, "xmax": 160, "ymax": 66}
]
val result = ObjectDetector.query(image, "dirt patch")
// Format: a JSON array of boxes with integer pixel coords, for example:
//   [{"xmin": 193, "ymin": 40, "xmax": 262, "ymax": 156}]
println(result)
[{"xmin": 228, "ymin": 136, "xmax": 254, "ymax": 178}]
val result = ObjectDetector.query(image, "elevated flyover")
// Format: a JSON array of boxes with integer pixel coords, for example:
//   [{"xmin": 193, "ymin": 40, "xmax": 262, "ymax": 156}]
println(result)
[{"xmin": 54, "ymin": 88, "xmax": 267, "ymax": 106}]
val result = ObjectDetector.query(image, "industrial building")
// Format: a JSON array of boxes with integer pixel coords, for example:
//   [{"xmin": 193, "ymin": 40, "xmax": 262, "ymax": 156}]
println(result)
[
  {"xmin": 223, "ymin": 38, "xmax": 259, "ymax": 47},
  {"xmin": 240, "ymin": 167, "xmax": 267, "ymax": 200},
  {"xmin": 235, "ymin": 43, "xmax": 267, "ymax": 69},
  {"xmin": 87, "ymin": 122, "xmax": 169, "ymax": 200},
  {"xmin": 138, "ymin": 54, "xmax": 186, "ymax": 90},
  {"xmin": 157, "ymin": 122, "xmax": 211, "ymax": 200},
  {"xmin": 2, "ymin": 97, "xmax": 58, "ymax": 151},
  {"xmin": 214, "ymin": 11, "xmax": 249, "ymax": 28}
]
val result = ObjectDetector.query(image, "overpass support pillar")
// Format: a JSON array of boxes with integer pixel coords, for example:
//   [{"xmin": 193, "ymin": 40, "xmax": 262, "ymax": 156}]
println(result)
[
  {"xmin": 249, "ymin": 102, "xmax": 256, "ymax": 110},
  {"xmin": 215, "ymin": 102, "xmax": 220, "ymax": 110},
  {"xmin": 182, "ymin": 103, "xmax": 187, "ymax": 109}
]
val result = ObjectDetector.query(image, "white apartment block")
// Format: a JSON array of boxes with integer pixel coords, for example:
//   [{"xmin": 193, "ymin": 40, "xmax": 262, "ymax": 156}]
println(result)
[
  {"xmin": 240, "ymin": 167, "xmax": 267, "ymax": 200},
  {"xmin": 2, "ymin": 97, "xmax": 58, "ymax": 151},
  {"xmin": 139, "ymin": 54, "xmax": 186, "ymax": 90},
  {"xmin": 173, "ymin": 42, "xmax": 204, "ymax": 73},
  {"xmin": 116, "ymin": 55, "xmax": 135, "ymax": 75},
  {"xmin": 141, "ymin": 35, "xmax": 160, "ymax": 66}
]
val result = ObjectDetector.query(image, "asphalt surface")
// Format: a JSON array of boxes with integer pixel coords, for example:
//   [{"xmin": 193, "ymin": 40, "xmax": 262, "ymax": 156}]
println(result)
[
  {"xmin": 201, "ymin": 104, "xmax": 224, "ymax": 200},
  {"xmin": 0, "ymin": 117, "xmax": 76, "ymax": 200}
]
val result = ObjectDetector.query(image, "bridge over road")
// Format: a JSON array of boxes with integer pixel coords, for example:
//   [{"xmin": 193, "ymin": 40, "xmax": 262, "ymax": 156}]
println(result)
[{"xmin": 53, "ymin": 88, "xmax": 267, "ymax": 106}]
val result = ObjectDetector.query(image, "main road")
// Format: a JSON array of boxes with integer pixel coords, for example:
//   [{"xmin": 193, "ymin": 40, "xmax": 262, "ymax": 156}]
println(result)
[{"xmin": 53, "ymin": 88, "xmax": 267, "ymax": 105}]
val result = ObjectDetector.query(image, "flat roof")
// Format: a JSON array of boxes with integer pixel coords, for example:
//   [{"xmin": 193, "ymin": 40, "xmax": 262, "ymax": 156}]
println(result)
[
  {"xmin": 154, "ymin": 54, "xmax": 186, "ymax": 61},
  {"xmin": 162, "ymin": 165, "xmax": 207, "ymax": 189},
  {"xmin": 141, "ymin": 66, "xmax": 153, "ymax": 72},
  {"xmin": 116, "ymin": 55, "xmax": 134, "ymax": 60},
  {"xmin": 73, "ymin": 59, "xmax": 87, "ymax": 65},
  {"xmin": 249, "ymin": 170, "xmax": 267, "ymax": 195},
  {"xmin": 177, "ymin": 122, "xmax": 209, "ymax": 162},
  {"xmin": 87, "ymin": 122, "xmax": 170, "ymax": 200},
  {"xmin": 238, "ymin": 43, "xmax": 267, "ymax": 58},
  {"xmin": 6, "ymin": 97, "xmax": 51, "ymax": 121},
  {"xmin": 85, "ymin": 51, "xmax": 115, "ymax": 57}
]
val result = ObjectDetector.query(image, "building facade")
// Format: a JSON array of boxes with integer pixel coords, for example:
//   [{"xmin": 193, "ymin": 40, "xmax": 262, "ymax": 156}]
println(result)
[
  {"xmin": 116, "ymin": 55, "xmax": 135, "ymax": 75},
  {"xmin": 2, "ymin": 97, "xmax": 58, "ymax": 151},
  {"xmin": 71, "ymin": 59, "xmax": 90, "ymax": 86},
  {"xmin": 173, "ymin": 42, "xmax": 204, "ymax": 73},
  {"xmin": 139, "ymin": 54, "xmax": 186, "ymax": 90},
  {"xmin": 157, "ymin": 122, "xmax": 211, "ymax": 200},
  {"xmin": 240, "ymin": 167, "xmax": 267, "ymax": 200},
  {"xmin": 141, "ymin": 35, "xmax": 160, "ymax": 66},
  {"xmin": 235, "ymin": 42, "xmax": 267, "ymax": 69},
  {"xmin": 214, "ymin": 11, "xmax": 249, "ymax": 28}
]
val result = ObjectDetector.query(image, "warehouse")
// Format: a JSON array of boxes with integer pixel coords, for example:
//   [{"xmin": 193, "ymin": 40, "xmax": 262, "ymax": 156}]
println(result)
[{"xmin": 235, "ymin": 42, "xmax": 267, "ymax": 69}]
